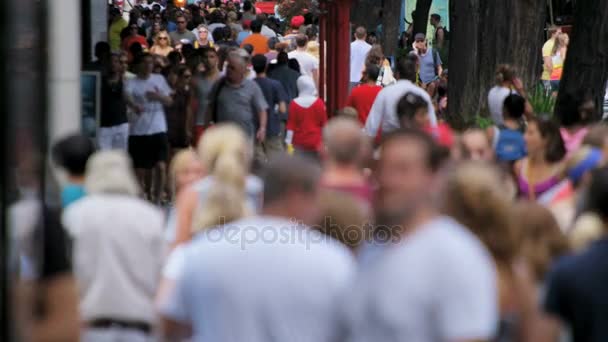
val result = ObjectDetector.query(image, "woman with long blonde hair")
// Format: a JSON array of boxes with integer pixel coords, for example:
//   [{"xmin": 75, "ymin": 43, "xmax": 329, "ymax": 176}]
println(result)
[{"xmin": 150, "ymin": 30, "xmax": 174, "ymax": 57}]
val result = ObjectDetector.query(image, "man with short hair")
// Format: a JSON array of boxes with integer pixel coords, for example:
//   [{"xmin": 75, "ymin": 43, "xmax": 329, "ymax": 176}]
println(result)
[
  {"xmin": 268, "ymin": 51, "xmax": 300, "ymax": 102},
  {"xmin": 109, "ymin": 7, "xmax": 128, "ymax": 52},
  {"xmin": 208, "ymin": 52, "xmax": 268, "ymax": 141},
  {"xmin": 288, "ymin": 34, "xmax": 319, "ymax": 87},
  {"xmin": 321, "ymin": 117, "xmax": 373, "ymax": 205},
  {"xmin": 411, "ymin": 33, "xmax": 442, "ymax": 94},
  {"xmin": 256, "ymin": 13, "xmax": 278, "ymax": 39},
  {"xmin": 159, "ymin": 155, "xmax": 355, "ymax": 342},
  {"xmin": 169, "ymin": 13, "xmax": 197, "ymax": 46},
  {"xmin": 430, "ymin": 13, "xmax": 449, "ymax": 66},
  {"xmin": 343, "ymin": 129, "xmax": 498, "ymax": 342},
  {"xmin": 350, "ymin": 26, "xmax": 372, "ymax": 90},
  {"xmin": 252, "ymin": 54, "xmax": 288, "ymax": 163},
  {"xmin": 241, "ymin": 20, "xmax": 269, "ymax": 55},
  {"xmin": 541, "ymin": 26, "xmax": 562, "ymax": 92},
  {"xmin": 346, "ymin": 64, "xmax": 382, "ymax": 126},
  {"xmin": 193, "ymin": 48, "xmax": 221, "ymax": 144},
  {"xmin": 364, "ymin": 58, "xmax": 437, "ymax": 139}
]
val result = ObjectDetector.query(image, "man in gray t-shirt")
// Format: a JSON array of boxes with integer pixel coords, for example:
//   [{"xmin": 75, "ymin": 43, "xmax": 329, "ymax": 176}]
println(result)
[
  {"xmin": 209, "ymin": 52, "xmax": 268, "ymax": 140},
  {"xmin": 412, "ymin": 33, "xmax": 443, "ymax": 85},
  {"xmin": 170, "ymin": 15, "xmax": 196, "ymax": 46}
]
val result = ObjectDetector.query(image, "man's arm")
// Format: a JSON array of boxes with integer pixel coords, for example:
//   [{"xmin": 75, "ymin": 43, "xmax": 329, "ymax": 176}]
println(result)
[
  {"xmin": 512, "ymin": 77, "xmax": 535, "ymax": 119},
  {"xmin": 543, "ymin": 56, "xmax": 553, "ymax": 75},
  {"xmin": 257, "ymin": 110, "xmax": 268, "ymax": 142},
  {"xmin": 436, "ymin": 28, "xmax": 445, "ymax": 48},
  {"xmin": 363, "ymin": 91, "xmax": 385, "ymax": 137},
  {"xmin": 312, "ymin": 68, "xmax": 320, "ymax": 90}
]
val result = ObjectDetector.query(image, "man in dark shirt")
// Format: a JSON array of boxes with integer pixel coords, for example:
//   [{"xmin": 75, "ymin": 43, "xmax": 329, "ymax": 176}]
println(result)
[
  {"xmin": 252, "ymin": 54, "xmax": 287, "ymax": 164},
  {"xmin": 543, "ymin": 167, "xmax": 608, "ymax": 342},
  {"xmin": 268, "ymin": 51, "xmax": 300, "ymax": 103}
]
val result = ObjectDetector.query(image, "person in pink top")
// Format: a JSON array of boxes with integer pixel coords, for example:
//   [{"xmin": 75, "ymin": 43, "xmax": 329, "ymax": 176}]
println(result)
[{"xmin": 557, "ymin": 90, "xmax": 594, "ymax": 156}]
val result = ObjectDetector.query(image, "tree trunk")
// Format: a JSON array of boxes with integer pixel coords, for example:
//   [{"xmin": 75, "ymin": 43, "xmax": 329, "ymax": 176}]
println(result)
[
  {"xmin": 381, "ymin": 0, "xmax": 401, "ymax": 57},
  {"xmin": 555, "ymin": 0, "xmax": 608, "ymax": 122},
  {"xmin": 412, "ymin": 0, "xmax": 433, "ymax": 39},
  {"xmin": 448, "ymin": 0, "xmax": 546, "ymax": 129},
  {"xmin": 351, "ymin": 0, "xmax": 381, "ymax": 36}
]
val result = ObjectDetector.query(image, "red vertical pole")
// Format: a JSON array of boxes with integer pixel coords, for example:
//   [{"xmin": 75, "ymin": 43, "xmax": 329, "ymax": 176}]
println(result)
[
  {"xmin": 324, "ymin": 0, "xmax": 351, "ymax": 116},
  {"xmin": 319, "ymin": 0, "xmax": 327, "ymax": 105}
]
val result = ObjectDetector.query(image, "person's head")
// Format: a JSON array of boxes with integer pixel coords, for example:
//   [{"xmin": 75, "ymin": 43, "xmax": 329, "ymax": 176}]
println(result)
[
  {"xmin": 306, "ymin": 26, "xmax": 318, "ymax": 41},
  {"xmin": 226, "ymin": 51, "xmax": 247, "ymax": 84},
  {"xmin": 366, "ymin": 44, "xmax": 384, "ymax": 66},
  {"xmin": 251, "ymin": 54, "xmax": 268, "ymax": 74},
  {"xmin": 170, "ymin": 149, "xmax": 204, "ymax": 193},
  {"xmin": 430, "ymin": 13, "xmax": 441, "ymax": 27},
  {"xmin": 316, "ymin": 190, "xmax": 368, "ymax": 252},
  {"xmin": 524, "ymin": 117, "xmax": 566, "ymax": 162},
  {"xmin": 295, "ymin": 34, "xmax": 308, "ymax": 49},
  {"xmin": 176, "ymin": 64, "xmax": 193, "ymax": 87},
  {"xmin": 175, "ymin": 13, "xmax": 188, "ymax": 32},
  {"xmin": 395, "ymin": 57, "xmax": 417, "ymax": 82},
  {"xmin": 153, "ymin": 12, "xmax": 162, "ymax": 23},
  {"xmin": 197, "ymin": 24, "xmax": 210, "ymax": 42},
  {"xmin": 297, "ymin": 75, "xmax": 317, "ymax": 97},
  {"xmin": 290, "ymin": 15, "xmax": 305, "ymax": 30},
  {"xmin": 587, "ymin": 168, "xmax": 608, "ymax": 224},
  {"xmin": 367, "ymin": 32, "xmax": 378, "ymax": 45},
  {"xmin": 250, "ymin": 19, "xmax": 263, "ymax": 34},
  {"xmin": 110, "ymin": 7, "xmax": 122, "ymax": 22},
  {"xmin": 267, "ymin": 37, "xmax": 279, "ymax": 51},
  {"xmin": 495, "ymin": 64, "xmax": 515, "ymax": 86},
  {"xmin": 362, "ymin": 63, "xmax": 380, "ymax": 84},
  {"xmin": 354, "ymin": 26, "xmax": 367, "ymax": 40},
  {"xmin": 376, "ymin": 129, "xmax": 444, "ymax": 207},
  {"xmin": 322, "ymin": 117, "xmax": 365, "ymax": 167},
  {"xmin": 396, "ymin": 92, "xmax": 429, "ymax": 129},
  {"xmin": 166, "ymin": 50, "xmax": 183, "ymax": 66},
  {"xmin": 242, "ymin": 43, "xmax": 254, "ymax": 56},
  {"xmin": 155, "ymin": 30, "xmax": 171, "ymax": 47},
  {"xmin": 548, "ymin": 25, "xmax": 562, "ymax": 39},
  {"xmin": 511, "ymin": 201, "xmax": 569, "ymax": 282},
  {"xmin": 276, "ymin": 51, "xmax": 289, "ymax": 65},
  {"xmin": 202, "ymin": 47, "xmax": 219, "ymax": 71},
  {"xmin": 583, "ymin": 124, "xmax": 608, "ymax": 160},
  {"xmin": 440, "ymin": 162, "xmax": 516, "ymax": 265},
  {"xmin": 503, "ymin": 94, "xmax": 526, "ymax": 120},
  {"xmin": 84, "ymin": 151, "xmax": 139, "ymax": 196},
  {"xmin": 414, "ymin": 33, "xmax": 427, "ymax": 52},
  {"xmin": 243, "ymin": 0, "xmax": 253, "ymax": 13},
  {"xmin": 109, "ymin": 53, "xmax": 123, "ymax": 75},
  {"xmin": 226, "ymin": 10, "xmax": 237, "ymax": 23},
  {"xmin": 133, "ymin": 53, "xmax": 154, "ymax": 77},
  {"xmin": 52, "ymin": 134, "xmax": 96, "ymax": 179},
  {"xmin": 151, "ymin": 21, "xmax": 162, "ymax": 35},
  {"xmin": 129, "ymin": 22, "xmax": 140, "ymax": 36},
  {"xmin": 212, "ymin": 26, "xmax": 225, "ymax": 42},
  {"xmin": 118, "ymin": 52, "xmax": 129, "ymax": 73},
  {"xmin": 461, "ymin": 128, "xmax": 494, "ymax": 161},
  {"xmin": 262, "ymin": 155, "xmax": 322, "ymax": 225},
  {"xmin": 221, "ymin": 25, "xmax": 234, "ymax": 41},
  {"xmin": 556, "ymin": 89, "xmax": 594, "ymax": 127},
  {"xmin": 555, "ymin": 32, "xmax": 569, "ymax": 49},
  {"xmin": 94, "ymin": 42, "xmax": 111, "ymax": 62},
  {"xmin": 288, "ymin": 58, "xmax": 301, "ymax": 73}
]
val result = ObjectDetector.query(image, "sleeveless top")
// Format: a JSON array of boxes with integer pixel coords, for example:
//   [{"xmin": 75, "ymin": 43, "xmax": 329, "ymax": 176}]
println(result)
[{"xmin": 518, "ymin": 160, "xmax": 560, "ymax": 199}]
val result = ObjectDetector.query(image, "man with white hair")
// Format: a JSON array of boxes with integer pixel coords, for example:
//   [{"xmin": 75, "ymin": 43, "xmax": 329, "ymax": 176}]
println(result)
[{"xmin": 62, "ymin": 151, "xmax": 165, "ymax": 342}]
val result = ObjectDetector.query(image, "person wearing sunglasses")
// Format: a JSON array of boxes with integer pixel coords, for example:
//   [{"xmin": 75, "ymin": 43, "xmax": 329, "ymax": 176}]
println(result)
[
  {"xmin": 194, "ymin": 24, "xmax": 213, "ymax": 49},
  {"xmin": 169, "ymin": 13, "xmax": 196, "ymax": 48},
  {"xmin": 122, "ymin": 22, "xmax": 149, "ymax": 53},
  {"xmin": 150, "ymin": 30, "xmax": 174, "ymax": 57}
]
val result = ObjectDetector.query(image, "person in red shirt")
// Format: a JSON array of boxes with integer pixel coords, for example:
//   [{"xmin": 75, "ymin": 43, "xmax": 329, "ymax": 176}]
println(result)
[
  {"xmin": 346, "ymin": 64, "xmax": 383, "ymax": 126},
  {"xmin": 122, "ymin": 23, "xmax": 149, "ymax": 53},
  {"xmin": 396, "ymin": 92, "xmax": 454, "ymax": 148},
  {"xmin": 286, "ymin": 76, "xmax": 327, "ymax": 160}
]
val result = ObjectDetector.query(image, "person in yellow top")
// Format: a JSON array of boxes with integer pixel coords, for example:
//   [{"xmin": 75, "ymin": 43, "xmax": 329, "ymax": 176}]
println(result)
[
  {"xmin": 550, "ymin": 33, "xmax": 569, "ymax": 93},
  {"xmin": 109, "ymin": 7, "xmax": 128, "ymax": 52},
  {"xmin": 541, "ymin": 26, "xmax": 562, "ymax": 91}
]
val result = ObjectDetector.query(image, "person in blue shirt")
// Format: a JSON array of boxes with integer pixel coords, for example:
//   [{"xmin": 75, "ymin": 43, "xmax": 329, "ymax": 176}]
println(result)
[
  {"xmin": 487, "ymin": 94, "xmax": 527, "ymax": 163},
  {"xmin": 52, "ymin": 134, "xmax": 96, "ymax": 208}
]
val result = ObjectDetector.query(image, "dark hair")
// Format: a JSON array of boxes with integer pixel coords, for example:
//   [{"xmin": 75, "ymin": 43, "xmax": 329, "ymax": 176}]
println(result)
[
  {"xmin": 288, "ymin": 58, "xmax": 301, "ymax": 74},
  {"xmin": 212, "ymin": 26, "xmax": 224, "ymax": 42},
  {"xmin": 381, "ymin": 129, "xmax": 444, "ymax": 173},
  {"xmin": 181, "ymin": 43, "xmax": 196, "ymax": 59},
  {"xmin": 364, "ymin": 63, "xmax": 380, "ymax": 82},
  {"xmin": 263, "ymin": 155, "xmax": 321, "ymax": 206},
  {"xmin": 167, "ymin": 50, "xmax": 183, "ymax": 66},
  {"xmin": 503, "ymin": 94, "xmax": 525, "ymax": 120},
  {"xmin": 495, "ymin": 64, "xmax": 515, "ymax": 85},
  {"xmin": 430, "ymin": 13, "xmax": 441, "ymax": 22},
  {"xmin": 396, "ymin": 92, "xmax": 428, "ymax": 125},
  {"xmin": 175, "ymin": 64, "xmax": 191, "ymax": 78},
  {"xmin": 396, "ymin": 57, "xmax": 417, "ymax": 82},
  {"xmin": 52, "ymin": 134, "xmax": 96, "ymax": 176},
  {"xmin": 587, "ymin": 168, "xmax": 608, "ymax": 221},
  {"xmin": 221, "ymin": 26, "xmax": 233, "ymax": 40},
  {"xmin": 305, "ymin": 26, "xmax": 318, "ymax": 40},
  {"xmin": 250, "ymin": 19, "xmax": 263, "ymax": 33},
  {"xmin": 556, "ymin": 89, "xmax": 594, "ymax": 127},
  {"xmin": 131, "ymin": 49, "xmax": 149, "ymax": 66},
  {"xmin": 94, "ymin": 42, "xmax": 111, "ymax": 60},
  {"xmin": 528, "ymin": 117, "xmax": 566, "ymax": 163},
  {"xmin": 243, "ymin": 0, "xmax": 253, "ymax": 12},
  {"xmin": 295, "ymin": 34, "xmax": 308, "ymax": 48},
  {"xmin": 252, "ymin": 54, "xmax": 268, "ymax": 74},
  {"xmin": 242, "ymin": 44, "xmax": 254, "ymax": 56},
  {"xmin": 268, "ymin": 37, "xmax": 279, "ymax": 50},
  {"xmin": 277, "ymin": 51, "xmax": 289, "ymax": 65}
]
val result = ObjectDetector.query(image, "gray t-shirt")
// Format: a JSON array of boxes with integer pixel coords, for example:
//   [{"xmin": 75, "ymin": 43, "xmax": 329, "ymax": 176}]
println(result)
[
  {"xmin": 418, "ymin": 47, "xmax": 441, "ymax": 84},
  {"xmin": 169, "ymin": 30, "xmax": 196, "ymax": 46},
  {"xmin": 195, "ymin": 76, "xmax": 217, "ymax": 125},
  {"xmin": 212, "ymin": 79, "xmax": 268, "ymax": 137}
]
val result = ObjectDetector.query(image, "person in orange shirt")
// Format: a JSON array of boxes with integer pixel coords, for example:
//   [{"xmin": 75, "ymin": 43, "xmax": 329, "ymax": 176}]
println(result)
[{"xmin": 240, "ymin": 20, "xmax": 269, "ymax": 55}]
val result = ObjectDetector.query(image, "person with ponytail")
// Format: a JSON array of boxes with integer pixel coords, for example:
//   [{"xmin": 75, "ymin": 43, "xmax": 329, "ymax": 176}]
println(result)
[
  {"xmin": 170, "ymin": 124, "xmax": 263, "ymax": 249},
  {"xmin": 487, "ymin": 64, "xmax": 533, "ymax": 126}
]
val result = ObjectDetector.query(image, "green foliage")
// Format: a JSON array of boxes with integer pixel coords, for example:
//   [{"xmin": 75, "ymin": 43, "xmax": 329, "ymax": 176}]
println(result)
[
  {"xmin": 474, "ymin": 115, "xmax": 494, "ymax": 129},
  {"xmin": 529, "ymin": 85, "xmax": 556, "ymax": 116}
]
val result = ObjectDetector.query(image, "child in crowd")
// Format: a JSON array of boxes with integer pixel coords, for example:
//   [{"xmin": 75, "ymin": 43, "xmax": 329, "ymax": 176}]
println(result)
[{"xmin": 51, "ymin": 134, "xmax": 96, "ymax": 208}]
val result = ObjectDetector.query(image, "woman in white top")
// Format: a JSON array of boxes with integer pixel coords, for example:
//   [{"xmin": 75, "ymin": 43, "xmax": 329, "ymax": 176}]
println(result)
[{"xmin": 365, "ymin": 44, "xmax": 396, "ymax": 87}]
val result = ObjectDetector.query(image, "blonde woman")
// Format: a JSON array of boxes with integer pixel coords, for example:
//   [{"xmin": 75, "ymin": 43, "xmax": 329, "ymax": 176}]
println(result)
[
  {"xmin": 171, "ymin": 124, "xmax": 263, "ymax": 249},
  {"xmin": 150, "ymin": 30, "xmax": 174, "ymax": 57},
  {"xmin": 365, "ymin": 44, "xmax": 395, "ymax": 87},
  {"xmin": 549, "ymin": 33, "xmax": 569, "ymax": 92},
  {"xmin": 440, "ymin": 162, "xmax": 538, "ymax": 342}
]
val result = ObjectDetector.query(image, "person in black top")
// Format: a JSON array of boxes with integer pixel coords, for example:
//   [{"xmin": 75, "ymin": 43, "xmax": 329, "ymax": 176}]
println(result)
[
  {"xmin": 543, "ymin": 167, "xmax": 608, "ymax": 342},
  {"xmin": 268, "ymin": 51, "xmax": 300, "ymax": 104},
  {"xmin": 99, "ymin": 53, "xmax": 129, "ymax": 151}
]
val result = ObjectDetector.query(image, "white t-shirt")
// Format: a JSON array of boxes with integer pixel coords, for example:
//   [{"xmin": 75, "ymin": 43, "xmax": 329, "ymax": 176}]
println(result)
[
  {"xmin": 350, "ymin": 39, "xmax": 372, "ymax": 83},
  {"xmin": 342, "ymin": 216, "xmax": 498, "ymax": 342},
  {"xmin": 288, "ymin": 50, "xmax": 319, "ymax": 79},
  {"xmin": 160, "ymin": 215, "xmax": 355, "ymax": 342},
  {"xmin": 488, "ymin": 86, "xmax": 514, "ymax": 126},
  {"xmin": 125, "ymin": 74, "xmax": 172, "ymax": 136}
]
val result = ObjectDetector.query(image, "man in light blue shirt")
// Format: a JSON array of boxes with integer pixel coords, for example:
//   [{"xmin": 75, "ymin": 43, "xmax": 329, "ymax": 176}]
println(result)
[{"xmin": 412, "ymin": 33, "xmax": 443, "ymax": 85}]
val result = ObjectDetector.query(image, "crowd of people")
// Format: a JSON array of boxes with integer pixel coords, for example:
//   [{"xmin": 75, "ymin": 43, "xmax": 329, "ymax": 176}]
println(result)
[{"xmin": 29, "ymin": 1, "xmax": 608, "ymax": 342}]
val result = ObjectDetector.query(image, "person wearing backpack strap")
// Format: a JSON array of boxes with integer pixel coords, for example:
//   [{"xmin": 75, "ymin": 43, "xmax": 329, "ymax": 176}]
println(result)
[
  {"xmin": 411, "ymin": 33, "xmax": 442, "ymax": 97},
  {"xmin": 487, "ymin": 94, "xmax": 528, "ymax": 163},
  {"xmin": 430, "ymin": 13, "xmax": 449, "ymax": 67}
]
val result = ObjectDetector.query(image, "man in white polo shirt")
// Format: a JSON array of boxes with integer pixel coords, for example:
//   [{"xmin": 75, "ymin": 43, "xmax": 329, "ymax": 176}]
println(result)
[{"xmin": 350, "ymin": 26, "xmax": 372, "ymax": 91}]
